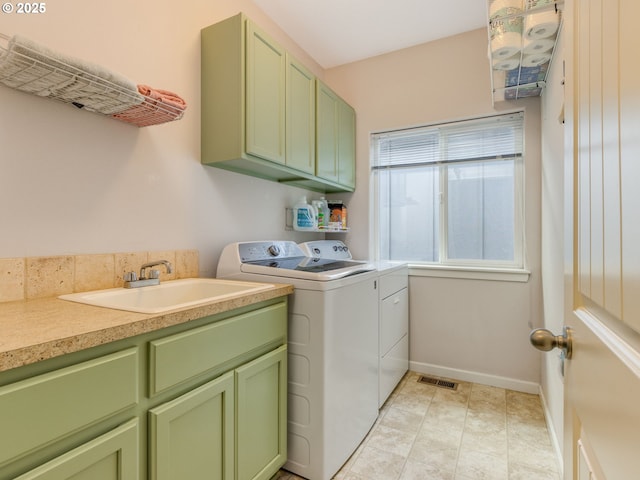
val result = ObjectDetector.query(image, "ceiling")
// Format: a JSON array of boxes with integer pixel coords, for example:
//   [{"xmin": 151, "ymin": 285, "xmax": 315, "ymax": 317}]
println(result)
[{"xmin": 252, "ymin": 0, "xmax": 488, "ymax": 68}]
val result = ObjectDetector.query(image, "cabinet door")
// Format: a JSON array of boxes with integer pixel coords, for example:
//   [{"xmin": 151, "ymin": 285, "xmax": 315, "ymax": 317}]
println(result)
[
  {"xmin": 316, "ymin": 80, "xmax": 356, "ymax": 189},
  {"xmin": 337, "ymin": 100, "xmax": 356, "ymax": 189},
  {"xmin": 246, "ymin": 20, "xmax": 286, "ymax": 164},
  {"xmin": 316, "ymin": 81, "xmax": 339, "ymax": 182},
  {"xmin": 236, "ymin": 345, "xmax": 287, "ymax": 480},
  {"xmin": 14, "ymin": 419, "xmax": 138, "ymax": 480},
  {"xmin": 286, "ymin": 54, "xmax": 315, "ymax": 174},
  {"xmin": 149, "ymin": 372, "xmax": 234, "ymax": 480}
]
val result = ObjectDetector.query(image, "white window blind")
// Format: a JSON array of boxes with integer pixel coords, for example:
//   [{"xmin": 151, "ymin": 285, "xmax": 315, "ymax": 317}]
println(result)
[
  {"xmin": 372, "ymin": 112, "xmax": 525, "ymax": 269},
  {"xmin": 373, "ymin": 112, "xmax": 524, "ymax": 169}
]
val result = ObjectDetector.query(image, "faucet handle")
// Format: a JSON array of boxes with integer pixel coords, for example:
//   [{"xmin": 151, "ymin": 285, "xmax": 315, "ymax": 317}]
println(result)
[
  {"xmin": 124, "ymin": 271, "xmax": 138, "ymax": 282},
  {"xmin": 148, "ymin": 269, "xmax": 160, "ymax": 280}
]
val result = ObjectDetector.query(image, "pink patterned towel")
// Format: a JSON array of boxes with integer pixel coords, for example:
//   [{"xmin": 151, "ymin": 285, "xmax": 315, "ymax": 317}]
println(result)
[
  {"xmin": 138, "ymin": 84, "xmax": 187, "ymax": 110},
  {"xmin": 112, "ymin": 84, "xmax": 187, "ymax": 127}
]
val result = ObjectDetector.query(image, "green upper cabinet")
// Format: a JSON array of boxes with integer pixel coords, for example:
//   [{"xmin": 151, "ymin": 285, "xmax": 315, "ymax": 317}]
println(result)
[
  {"xmin": 316, "ymin": 80, "xmax": 356, "ymax": 190},
  {"xmin": 201, "ymin": 13, "xmax": 354, "ymax": 193}
]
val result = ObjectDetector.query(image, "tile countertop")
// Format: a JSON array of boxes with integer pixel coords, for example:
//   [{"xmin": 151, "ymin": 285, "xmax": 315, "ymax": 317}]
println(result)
[{"xmin": 0, "ymin": 282, "xmax": 293, "ymax": 373}]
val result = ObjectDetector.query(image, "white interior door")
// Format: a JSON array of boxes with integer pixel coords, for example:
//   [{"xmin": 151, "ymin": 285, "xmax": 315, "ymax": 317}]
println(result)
[{"xmin": 562, "ymin": 0, "xmax": 640, "ymax": 478}]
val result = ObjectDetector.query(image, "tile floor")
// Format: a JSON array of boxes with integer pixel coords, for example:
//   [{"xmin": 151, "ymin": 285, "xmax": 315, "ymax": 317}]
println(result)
[{"xmin": 274, "ymin": 371, "xmax": 561, "ymax": 480}]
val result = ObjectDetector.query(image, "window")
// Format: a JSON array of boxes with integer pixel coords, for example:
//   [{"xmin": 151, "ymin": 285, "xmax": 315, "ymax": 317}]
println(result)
[{"xmin": 372, "ymin": 112, "xmax": 525, "ymax": 270}]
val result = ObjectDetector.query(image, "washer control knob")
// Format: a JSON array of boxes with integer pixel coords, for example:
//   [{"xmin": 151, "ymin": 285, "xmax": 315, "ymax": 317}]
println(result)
[{"xmin": 267, "ymin": 244, "xmax": 281, "ymax": 257}]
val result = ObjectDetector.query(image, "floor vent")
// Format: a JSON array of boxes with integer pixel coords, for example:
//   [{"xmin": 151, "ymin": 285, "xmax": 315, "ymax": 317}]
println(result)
[{"xmin": 417, "ymin": 375, "xmax": 458, "ymax": 390}]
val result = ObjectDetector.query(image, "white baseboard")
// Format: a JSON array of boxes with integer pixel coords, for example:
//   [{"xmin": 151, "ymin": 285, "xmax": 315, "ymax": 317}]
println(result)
[
  {"xmin": 409, "ymin": 360, "xmax": 540, "ymax": 394},
  {"xmin": 538, "ymin": 386, "xmax": 564, "ymax": 477}
]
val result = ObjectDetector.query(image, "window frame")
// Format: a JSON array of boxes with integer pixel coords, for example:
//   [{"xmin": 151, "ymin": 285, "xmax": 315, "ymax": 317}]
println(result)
[{"xmin": 371, "ymin": 112, "xmax": 530, "ymax": 282}]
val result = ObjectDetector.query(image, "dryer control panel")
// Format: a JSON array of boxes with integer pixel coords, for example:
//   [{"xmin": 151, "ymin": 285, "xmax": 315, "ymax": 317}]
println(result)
[
  {"xmin": 298, "ymin": 240, "xmax": 352, "ymax": 260},
  {"xmin": 238, "ymin": 241, "xmax": 304, "ymax": 262}
]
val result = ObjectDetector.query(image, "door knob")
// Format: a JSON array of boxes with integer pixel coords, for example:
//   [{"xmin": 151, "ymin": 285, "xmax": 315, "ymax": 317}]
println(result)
[{"xmin": 529, "ymin": 326, "xmax": 572, "ymax": 359}]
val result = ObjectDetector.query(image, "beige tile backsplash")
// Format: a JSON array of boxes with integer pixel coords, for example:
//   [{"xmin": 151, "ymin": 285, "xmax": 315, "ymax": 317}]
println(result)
[
  {"xmin": 25, "ymin": 256, "xmax": 75, "ymax": 299},
  {"xmin": 0, "ymin": 258, "xmax": 25, "ymax": 303},
  {"xmin": 0, "ymin": 250, "xmax": 199, "ymax": 302}
]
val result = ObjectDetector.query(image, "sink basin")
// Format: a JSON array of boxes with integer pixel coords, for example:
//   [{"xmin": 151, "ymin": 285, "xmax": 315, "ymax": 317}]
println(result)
[{"xmin": 59, "ymin": 278, "xmax": 275, "ymax": 314}]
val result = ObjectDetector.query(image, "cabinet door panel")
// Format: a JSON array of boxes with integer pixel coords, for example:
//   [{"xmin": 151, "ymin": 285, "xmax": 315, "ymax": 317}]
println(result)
[
  {"xmin": 149, "ymin": 302, "xmax": 286, "ymax": 396},
  {"xmin": 316, "ymin": 80, "xmax": 356, "ymax": 189},
  {"xmin": 14, "ymin": 419, "xmax": 138, "ymax": 480},
  {"xmin": 338, "ymin": 101, "xmax": 356, "ymax": 188},
  {"xmin": 0, "ymin": 348, "xmax": 138, "ymax": 466},
  {"xmin": 380, "ymin": 288, "xmax": 409, "ymax": 355},
  {"xmin": 149, "ymin": 372, "xmax": 234, "ymax": 480},
  {"xmin": 246, "ymin": 21, "xmax": 286, "ymax": 164},
  {"xmin": 379, "ymin": 335, "xmax": 409, "ymax": 407},
  {"xmin": 236, "ymin": 345, "xmax": 287, "ymax": 480},
  {"xmin": 286, "ymin": 54, "xmax": 315, "ymax": 174},
  {"xmin": 316, "ymin": 82, "xmax": 339, "ymax": 181}
]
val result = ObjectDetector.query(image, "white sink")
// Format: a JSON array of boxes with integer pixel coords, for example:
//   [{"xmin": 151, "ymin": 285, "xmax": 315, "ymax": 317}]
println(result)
[{"xmin": 59, "ymin": 278, "xmax": 274, "ymax": 314}]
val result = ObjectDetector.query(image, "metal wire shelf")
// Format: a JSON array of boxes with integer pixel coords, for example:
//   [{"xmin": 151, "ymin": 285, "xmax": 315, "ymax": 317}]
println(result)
[
  {"xmin": 487, "ymin": 1, "xmax": 564, "ymax": 102},
  {"xmin": 0, "ymin": 33, "xmax": 185, "ymax": 126}
]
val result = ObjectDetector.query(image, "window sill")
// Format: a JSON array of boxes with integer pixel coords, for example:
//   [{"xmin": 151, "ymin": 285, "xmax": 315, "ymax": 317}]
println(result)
[{"xmin": 408, "ymin": 264, "xmax": 531, "ymax": 283}]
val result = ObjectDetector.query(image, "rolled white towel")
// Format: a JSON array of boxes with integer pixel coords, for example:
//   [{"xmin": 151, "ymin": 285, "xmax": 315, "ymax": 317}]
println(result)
[{"xmin": 0, "ymin": 35, "xmax": 144, "ymax": 114}]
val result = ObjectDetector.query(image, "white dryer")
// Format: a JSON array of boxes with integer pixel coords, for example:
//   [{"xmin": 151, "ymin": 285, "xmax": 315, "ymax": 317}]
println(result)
[{"xmin": 298, "ymin": 240, "xmax": 409, "ymax": 408}]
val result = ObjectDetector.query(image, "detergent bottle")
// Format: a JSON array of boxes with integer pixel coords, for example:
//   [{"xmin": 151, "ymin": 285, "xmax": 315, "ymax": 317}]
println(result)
[{"xmin": 293, "ymin": 196, "xmax": 316, "ymax": 231}]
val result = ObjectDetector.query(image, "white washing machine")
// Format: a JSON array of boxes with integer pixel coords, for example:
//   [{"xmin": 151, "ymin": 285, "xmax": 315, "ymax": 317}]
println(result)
[
  {"xmin": 217, "ymin": 241, "xmax": 380, "ymax": 480},
  {"xmin": 298, "ymin": 240, "xmax": 409, "ymax": 408}
]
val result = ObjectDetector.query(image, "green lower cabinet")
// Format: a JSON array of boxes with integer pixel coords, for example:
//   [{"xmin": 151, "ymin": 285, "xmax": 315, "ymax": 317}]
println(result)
[
  {"xmin": 236, "ymin": 345, "xmax": 287, "ymax": 480},
  {"xmin": 149, "ymin": 371, "xmax": 235, "ymax": 480},
  {"xmin": 14, "ymin": 419, "xmax": 139, "ymax": 480},
  {"xmin": 149, "ymin": 345, "xmax": 287, "ymax": 480},
  {"xmin": 0, "ymin": 298, "xmax": 288, "ymax": 480}
]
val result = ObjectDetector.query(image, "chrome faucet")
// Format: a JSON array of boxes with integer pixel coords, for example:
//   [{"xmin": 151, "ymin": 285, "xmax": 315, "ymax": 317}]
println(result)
[{"xmin": 123, "ymin": 260, "xmax": 173, "ymax": 288}]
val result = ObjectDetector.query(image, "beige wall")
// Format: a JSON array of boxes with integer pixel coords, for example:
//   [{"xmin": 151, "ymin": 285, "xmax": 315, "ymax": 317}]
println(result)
[
  {"xmin": 0, "ymin": 0, "xmax": 324, "ymax": 277},
  {"xmin": 325, "ymin": 29, "xmax": 543, "ymax": 389},
  {"xmin": 540, "ymin": 30, "xmax": 566, "ymax": 458},
  {"xmin": 2, "ymin": 3, "xmax": 545, "ymax": 388}
]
